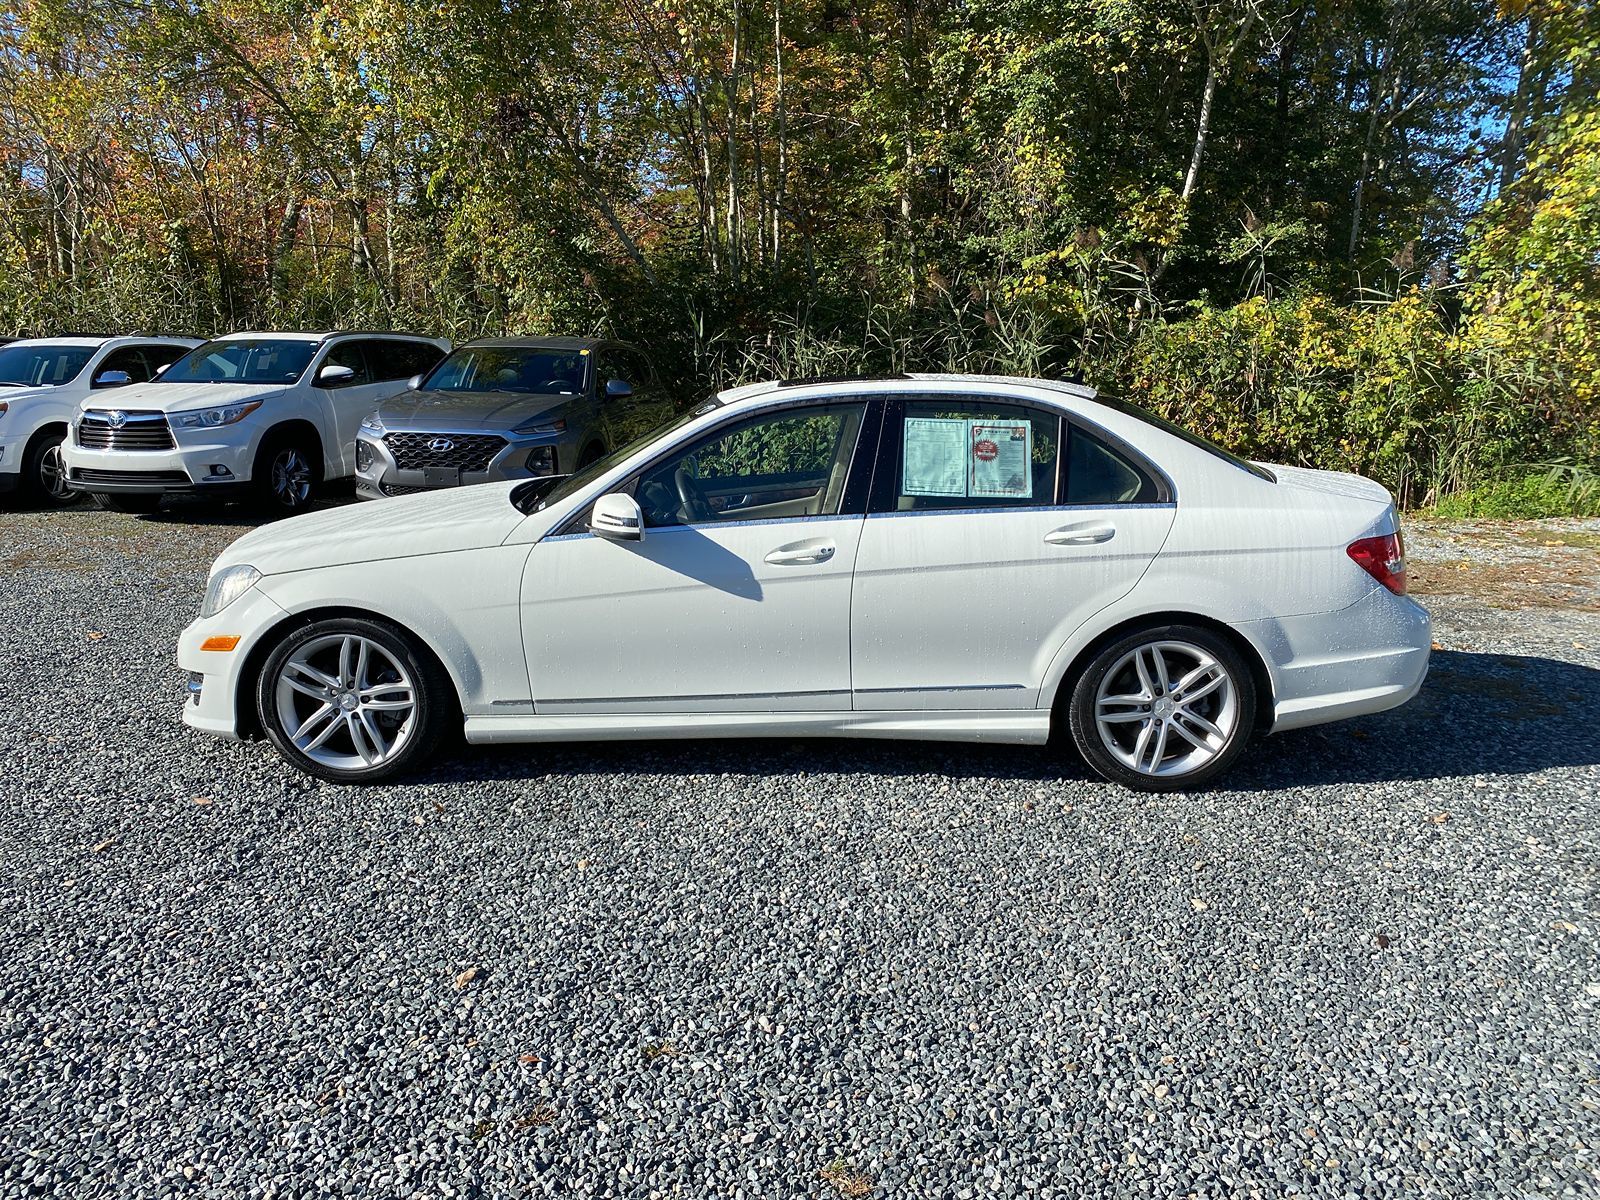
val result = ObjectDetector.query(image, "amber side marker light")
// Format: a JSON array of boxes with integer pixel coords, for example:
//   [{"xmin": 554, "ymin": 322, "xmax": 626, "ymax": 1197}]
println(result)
[{"xmin": 201, "ymin": 635, "xmax": 241, "ymax": 652}]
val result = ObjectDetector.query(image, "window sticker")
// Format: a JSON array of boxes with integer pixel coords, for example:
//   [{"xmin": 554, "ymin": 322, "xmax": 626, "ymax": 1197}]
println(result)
[
  {"xmin": 902, "ymin": 417, "xmax": 968, "ymax": 496},
  {"xmin": 969, "ymin": 421, "xmax": 1032, "ymax": 499}
]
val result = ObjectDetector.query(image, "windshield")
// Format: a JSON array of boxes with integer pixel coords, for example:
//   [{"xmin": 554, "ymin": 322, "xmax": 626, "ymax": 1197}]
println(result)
[
  {"xmin": 160, "ymin": 338, "xmax": 317, "ymax": 384},
  {"xmin": 423, "ymin": 346, "xmax": 590, "ymax": 396},
  {"xmin": 514, "ymin": 403, "xmax": 714, "ymax": 515},
  {"xmin": 1093, "ymin": 395, "xmax": 1276, "ymax": 483},
  {"xmin": 0, "ymin": 344, "xmax": 94, "ymax": 387}
]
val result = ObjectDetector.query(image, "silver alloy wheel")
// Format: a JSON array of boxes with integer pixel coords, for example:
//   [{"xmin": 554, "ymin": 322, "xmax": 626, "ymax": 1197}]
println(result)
[
  {"xmin": 38, "ymin": 440, "xmax": 70, "ymax": 500},
  {"xmin": 274, "ymin": 633, "xmax": 417, "ymax": 772},
  {"xmin": 1094, "ymin": 639, "xmax": 1239, "ymax": 778},
  {"xmin": 270, "ymin": 447, "xmax": 313, "ymax": 507}
]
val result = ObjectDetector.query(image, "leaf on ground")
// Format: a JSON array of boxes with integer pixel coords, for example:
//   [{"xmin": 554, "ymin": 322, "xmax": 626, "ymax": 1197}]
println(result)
[
  {"xmin": 1429, "ymin": 811, "xmax": 1450, "ymax": 824},
  {"xmin": 191, "ymin": 795, "xmax": 213, "ymax": 806},
  {"xmin": 517, "ymin": 1052, "xmax": 542, "ymax": 1065},
  {"xmin": 1189, "ymin": 897, "xmax": 1209, "ymax": 912},
  {"xmin": 453, "ymin": 966, "xmax": 481, "ymax": 990},
  {"xmin": 1375, "ymin": 933, "xmax": 1391, "ymax": 949},
  {"xmin": 1430, "ymin": 641, "xmax": 1444, "ymax": 650},
  {"xmin": 576, "ymin": 858, "xmax": 591, "ymax": 870},
  {"xmin": 91, "ymin": 837, "xmax": 117, "ymax": 853},
  {"xmin": 86, "ymin": 631, "xmax": 105, "ymax": 641}
]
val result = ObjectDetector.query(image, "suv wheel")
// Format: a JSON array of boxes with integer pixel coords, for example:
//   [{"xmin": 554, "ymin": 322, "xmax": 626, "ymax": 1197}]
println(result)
[
  {"xmin": 1067, "ymin": 624, "xmax": 1256, "ymax": 792},
  {"xmin": 257, "ymin": 617, "xmax": 454, "ymax": 783},
  {"xmin": 254, "ymin": 435, "xmax": 319, "ymax": 516},
  {"xmin": 23, "ymin": 429, "xmax": 79, "ymax": 507},
  {"xmin": 92, "ymin": 492, "xmax": 162, "ymax": 514}
]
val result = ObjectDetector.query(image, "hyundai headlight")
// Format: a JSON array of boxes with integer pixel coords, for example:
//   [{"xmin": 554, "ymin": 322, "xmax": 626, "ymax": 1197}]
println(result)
[
  {"xmin": 173, "ymin": 401, "xmax": 263, "ymax": 429},
  {"xmin": 201, "ymin": 565, "xmax": 261, "ymax": 618}
]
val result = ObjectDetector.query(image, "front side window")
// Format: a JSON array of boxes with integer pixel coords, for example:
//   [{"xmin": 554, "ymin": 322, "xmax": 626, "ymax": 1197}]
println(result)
[
  {"xmin": 635, "ymin": 402, "xmax": 868, "ymax": 528},
  {"xmin": 369, "ymin": 339, "xmax": 445, "ymax": 382},
  {"xmin": 422, "ymin": 346, "xmax": 589, "ymax": 396},
  {"xmin": 161, "ymin": 339, "xmax": 317, "ymax": 385},
  {"xmin": 0, "ymin": 344, "xmax": 94, "ymax": 387},
  {"xmin": 318, "ymin": 341, "xmax": 372, "ymax": 387},
  {"xmin": 879, "ymin": 399, "xmax": 1061, "ymax": 512},
  {"xmin": 94, "ymin": 347, "xmax": 157, "ymax": 385}
]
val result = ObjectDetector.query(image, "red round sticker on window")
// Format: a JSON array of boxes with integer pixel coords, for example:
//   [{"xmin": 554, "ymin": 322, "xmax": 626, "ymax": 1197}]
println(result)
[{"xmin": 973, "ymin": 439, "xmax": 999, "ymax": 462}]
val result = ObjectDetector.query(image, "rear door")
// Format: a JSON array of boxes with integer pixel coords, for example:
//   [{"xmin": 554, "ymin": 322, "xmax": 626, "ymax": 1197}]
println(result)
[{"xmin": 850, "ymin": 395, "xmax": 1177, "ymax": 710}]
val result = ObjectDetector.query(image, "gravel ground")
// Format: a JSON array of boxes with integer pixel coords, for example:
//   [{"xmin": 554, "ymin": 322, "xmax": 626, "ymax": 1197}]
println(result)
[{"xmin": 2, "ymin": 501, "xmax": 1597, "ymax": 1199}]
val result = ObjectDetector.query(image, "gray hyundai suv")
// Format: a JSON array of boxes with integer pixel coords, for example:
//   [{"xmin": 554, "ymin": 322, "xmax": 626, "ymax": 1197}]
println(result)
[{"xmin": 354, "ymin": 336, "xmax": 662, "ymax": 499}]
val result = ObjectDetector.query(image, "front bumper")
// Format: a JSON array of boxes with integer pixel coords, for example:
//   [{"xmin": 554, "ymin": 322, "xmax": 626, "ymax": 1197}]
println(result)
[
  {"xmin": 63, "ymin": 429, "xmax": 258, "ymax": 495},
  {"xmin": 355, "ymin": 428, "xmax": 578, "ymax": 499},
  {"xmin": 178, "ymin": 585, "xmax": 292, "ymax": 739},
  {"xmin": 1245, "ymin": 587, "xmax": 1432, "ymax": 733}
]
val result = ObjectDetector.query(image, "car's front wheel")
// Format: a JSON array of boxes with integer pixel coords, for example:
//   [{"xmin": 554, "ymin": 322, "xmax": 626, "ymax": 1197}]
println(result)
[
  {"xmin": 257, "ymin": 617, "xmax": 454, "ymax": 783},
  {"xmin": 253, "ymin": 434, "xmax": 320, "ymax": 516},
  {"xmin": 92, "ymin": 492, "xmax": 163, "ymax": 514},
  {"xmin": 23, "ymin": 429, "xmax": 80, "ymax": 507},
  {"xmin": 1067, "ymin": 624, "xmax": 1256, "ymax": 791}
]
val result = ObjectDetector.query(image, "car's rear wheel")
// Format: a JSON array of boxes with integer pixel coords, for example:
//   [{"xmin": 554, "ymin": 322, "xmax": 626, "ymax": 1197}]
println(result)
[
  {"xmin": 257, "ymin": 617, "xmax": 453, "ymax": 783},
  {"xmin": 253, "ymin": 434, "xmax": 319, "ymax": 516},
  {"xmin": 578, "ymin": 441, "xmax": 606, "ymax": 467},
  {"xmin": 1067, "ymin": 624, "xmax": 1256, "ymax": 792},
  {"xmin": 92, "ymin": 492, "xmax": 162, "ymax": 514},
  {"xmin": 23, "ymin": 429, "xmax": 80, "ymax": 507}
]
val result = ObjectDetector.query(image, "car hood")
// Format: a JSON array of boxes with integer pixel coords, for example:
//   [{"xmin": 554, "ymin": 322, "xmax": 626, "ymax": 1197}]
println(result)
[
  {"xmin": 82, "ymin": 381, "xmax": 290, "ymax": 414},
  {"xmin": 375, "ymin": 388, "xmax": 575, "ymax": 432},
  {"xmin": 0, "ymin": 383, "xmax": 60, "ymax": 406},
  {"xmin": 215, "ymin": 482, "xmax": 529, "ymax": 577}
]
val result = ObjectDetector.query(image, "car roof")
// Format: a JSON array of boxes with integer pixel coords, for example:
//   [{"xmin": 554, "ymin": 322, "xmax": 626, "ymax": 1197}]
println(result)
[
  {"xmin": 456, "ymin": 335, "xmax": 630, "ymax": 352},
  {"xmin": 1, "ymin": 334, "xmax": 201, "ymax": 349},
  {"xmin": 220, "ymin": 330, "xmax": 443, "ymax": 342},
  {"xmin": 717, "ymin": 373, "xmax": 1099, "ymax": 407}
]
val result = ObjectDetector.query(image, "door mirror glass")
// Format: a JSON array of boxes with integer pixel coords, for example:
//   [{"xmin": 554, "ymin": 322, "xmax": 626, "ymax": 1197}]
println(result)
[
  {"xmin": 407, "ymin": 373, "xmax": 424, "ymax": 390},
  {"xmin": 590, "ymin": 492, "xmax": 644, "ymax": 541},
  {"xmin": 92, "ymin": 369, "xmax": 132, "ymax": 388},
  {"xmin": 318, "ymin": 362, "xmax": 357, "ymax": 386},
  {"xmin": 605, "ymin": 377, "xmax": 633, "ymax": 399},
  {"xmin": 153, "ymin": 362, "xmax": 171, "ymax": 376}
]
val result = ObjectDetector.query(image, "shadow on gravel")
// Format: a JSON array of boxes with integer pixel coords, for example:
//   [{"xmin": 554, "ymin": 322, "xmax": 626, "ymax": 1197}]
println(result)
[
  {"xmin": 426, "ymin": 650, "xmax": 1600, "ymax": 791},
  {"xmin": 26, "ymin": 490, "xmax": 358, "ymax": 528}
]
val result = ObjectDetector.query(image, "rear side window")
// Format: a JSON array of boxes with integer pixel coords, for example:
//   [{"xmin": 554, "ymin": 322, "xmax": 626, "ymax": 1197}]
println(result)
[
  {"xmin": 1063, "ymin": 424, "xmax": 1161, "ymax": 505},
  {"xmin": 876, "ymin": 398, "xmax": 1061, "ymax": 512}
]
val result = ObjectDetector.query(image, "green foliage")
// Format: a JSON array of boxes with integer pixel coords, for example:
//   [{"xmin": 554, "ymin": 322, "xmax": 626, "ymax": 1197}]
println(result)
[{"xmin": 1430, "ymin": 471, "xmax": 1600, "ymax": 520}]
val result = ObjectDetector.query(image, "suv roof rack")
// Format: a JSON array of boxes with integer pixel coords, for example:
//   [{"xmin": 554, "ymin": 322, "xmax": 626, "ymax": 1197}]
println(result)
[{"xmin": 776, "ymin": 373, "xmax": 912, "ymax": 387}]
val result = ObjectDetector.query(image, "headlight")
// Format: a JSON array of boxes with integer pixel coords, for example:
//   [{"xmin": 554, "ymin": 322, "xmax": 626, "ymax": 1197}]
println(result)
[
  {"xmin": 173, "ymin": 401, "xmax": 263, "ymax": 429},
  {"xmin": 201, "ymin": 565, "xmax": 261, "ymax": 618},
  {"xmin": 0, "ymin": 401, "xmax": 9, "ymax": 419},
  {"xmin": 359, "ymin": 412, "xmax": 384, "ymax": 435}
]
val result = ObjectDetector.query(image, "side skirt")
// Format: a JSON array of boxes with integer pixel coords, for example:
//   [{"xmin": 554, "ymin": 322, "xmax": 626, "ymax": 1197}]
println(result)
[{"xmin": 463, "ymin": 709, "xmax": 1052, "ymax": 746}]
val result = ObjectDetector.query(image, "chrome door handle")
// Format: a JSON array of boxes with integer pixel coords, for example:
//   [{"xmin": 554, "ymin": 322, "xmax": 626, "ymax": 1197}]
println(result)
[
  {"xmin": 765, "ymin": 541, "xmax": 836, "ymax": 565},
  {"xmin": 1045, "ymin": 525, "xmax": 1115, "ymax": 546}
]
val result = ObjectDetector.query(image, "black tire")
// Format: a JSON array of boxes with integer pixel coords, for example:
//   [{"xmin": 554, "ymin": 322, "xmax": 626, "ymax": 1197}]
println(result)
[
  {"xmin": 22, "ymin": 428, "xmax": 80, "ymax": 507},
  {"xmin": 251, "ymin": 431, "xmax": 321, "ymax": 517},
  {"xmin": 92, "ymin": 492, "xmax": 162, "ymax": 514},
  {"xmin": 578, "ymin": 441, "xmax": 607, "ymax": 467},
  {"xmin": 256, "ymin": 616, "xmax": 455, "ymax": 784},
  {"xmin": 1066, "ymin": 623, "xmax": 1257, "ymax": 792}
]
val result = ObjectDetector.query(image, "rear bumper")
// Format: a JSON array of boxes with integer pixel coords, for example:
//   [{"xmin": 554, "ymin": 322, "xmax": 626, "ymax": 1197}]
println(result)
[{"xmin": 1244, "ymin": 588, "xmax": 1432, "ymax": 733}]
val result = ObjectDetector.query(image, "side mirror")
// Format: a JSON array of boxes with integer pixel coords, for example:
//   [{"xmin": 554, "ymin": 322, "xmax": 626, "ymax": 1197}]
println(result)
[
  {"xmin": 92, "ymin": 369, "xmax": 132, "ymax": 388},
  {"xmin": 605, "ymin": 377, "xmax": 633, "ymax": 399},
  {"xmin": 153, "ymin": 362, "xmax": 171, "ymax": 376},
  {"xmin": 318, "ymin": 363, "xmax": 357, "ymax": 387},
  {"xmin": 406, "ymin": 373, "xmax": 424, "ymax": 390},
  {"xmin": 589, "ymin": 492, "xmax": 643, "ymax": 541}
]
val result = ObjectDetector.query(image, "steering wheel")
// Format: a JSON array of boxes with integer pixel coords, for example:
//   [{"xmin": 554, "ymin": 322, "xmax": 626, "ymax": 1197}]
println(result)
[
  {"xmin": 540, "ymin": 378, "xmax": 574, "ymax": 393},
  {"xmin": 674, "ymin": 467, "xmax": 713, "ymax": 523}
]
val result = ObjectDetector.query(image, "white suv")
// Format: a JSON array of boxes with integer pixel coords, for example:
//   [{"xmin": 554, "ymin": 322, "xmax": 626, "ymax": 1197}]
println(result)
[
  {"xmin": 61, "ymin": 331, "xmax": 449, "ymax": 514},
  {"xmin": 0, "ymin": 335, "xmax": 201, "ymax": 506}
]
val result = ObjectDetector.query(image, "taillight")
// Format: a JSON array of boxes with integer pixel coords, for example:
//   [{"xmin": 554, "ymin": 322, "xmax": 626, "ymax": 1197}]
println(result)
[{"xmin": 1348, "ymin": 531, "xmax": 1407, "ymax": 595}]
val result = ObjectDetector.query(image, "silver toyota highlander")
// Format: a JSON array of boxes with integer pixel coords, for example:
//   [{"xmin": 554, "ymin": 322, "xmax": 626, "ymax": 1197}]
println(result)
[{"xmin": 354, "ymin": 336, "xmax": 662, "ymax": 499}]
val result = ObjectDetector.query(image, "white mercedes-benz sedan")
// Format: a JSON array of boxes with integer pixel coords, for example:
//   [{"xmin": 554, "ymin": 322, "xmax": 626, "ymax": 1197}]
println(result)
[{"xmin": 177, "ymin": 374, "xmax": 1430, "ymax": 791}]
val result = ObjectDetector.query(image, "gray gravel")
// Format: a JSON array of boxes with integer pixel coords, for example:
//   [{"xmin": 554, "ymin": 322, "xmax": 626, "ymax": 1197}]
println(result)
[{"xmin": 2, "ymin": 501, "xmax": 1598, "ymax": 1199}]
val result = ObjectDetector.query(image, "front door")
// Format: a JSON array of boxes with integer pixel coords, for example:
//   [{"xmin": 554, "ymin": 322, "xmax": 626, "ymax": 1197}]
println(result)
[
  {"xmin": 522, "ymin": 400, "xmax": 877, "ymax": 714},
  {"xmin": 851, "ymin": 395, "xmax": 1177, "ymax": 710}
]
